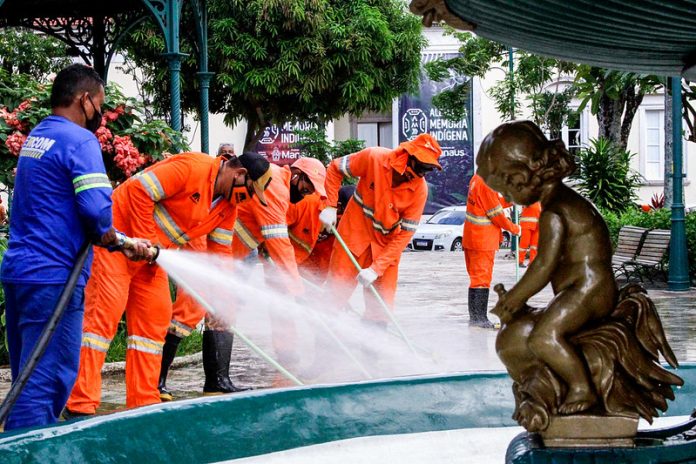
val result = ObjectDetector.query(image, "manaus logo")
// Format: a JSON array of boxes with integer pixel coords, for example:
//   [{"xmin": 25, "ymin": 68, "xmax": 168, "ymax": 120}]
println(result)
[{"xmin": 402, "ymin": 108, "xmax": 427, "ymax": 141}]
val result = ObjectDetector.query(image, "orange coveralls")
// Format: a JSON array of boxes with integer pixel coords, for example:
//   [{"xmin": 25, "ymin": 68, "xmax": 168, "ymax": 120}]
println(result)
[
  {"xmin": 67, "ymin": 153, "xmax": 238, "ymax": 413},
  {"xmin": 518, "ymin": 202, "xmax": 541, "ymax": 265},
  {"xmin": 325, "ymin": 147, "xmax": 426, "ymax": 323},
  {"xmin": 231, "ymin": 163, "xmax": 303, "ymax": 358},
  {"xmin": 287, "ymin": 193, "xmax": 324, "ymax": 266},
  {"xmin": 463, "ymin": 174, "xmax": 520, "ymax": 288}
]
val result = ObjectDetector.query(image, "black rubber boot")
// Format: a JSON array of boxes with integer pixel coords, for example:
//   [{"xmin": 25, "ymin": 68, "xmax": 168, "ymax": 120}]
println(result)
[
  {"xmin": 158, "ymin": 332, "xmax": 182, "ymax": 401},
  {"xmin": 468, "ymin": 287, "xmax": 495, "ymax": 329},
  {"xmin": 202, "ymin": 330, "xmax": 250, "ymax": 395}
]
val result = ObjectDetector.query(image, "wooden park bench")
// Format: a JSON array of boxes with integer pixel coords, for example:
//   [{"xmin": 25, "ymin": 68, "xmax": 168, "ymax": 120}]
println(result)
[
  {"xmin": 612, "ymin": 225, "xmax": 649, "ymax": 277},
  {"xmin": 616, "ymin": 228, "xmax": 671, "ymax": 283}
]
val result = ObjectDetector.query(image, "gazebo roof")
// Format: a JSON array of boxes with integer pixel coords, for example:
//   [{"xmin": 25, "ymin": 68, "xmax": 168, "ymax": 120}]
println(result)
[
  {"xmin": 410, "ymin": 0, "xmax": 696, "ymax": 78},
  {"xmin": 0, "ymin": 0, "xmax": 145, "ymax": 21}
]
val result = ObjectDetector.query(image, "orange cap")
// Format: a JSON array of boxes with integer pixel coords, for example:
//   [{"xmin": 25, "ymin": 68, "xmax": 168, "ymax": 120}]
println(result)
[
  {"xmin": 400, "ymin": 133, "xmax": 443, "ymax": 170},
  {"xmin": 291, "ymin": 157, "xmax": 327, "ymax": 198}
]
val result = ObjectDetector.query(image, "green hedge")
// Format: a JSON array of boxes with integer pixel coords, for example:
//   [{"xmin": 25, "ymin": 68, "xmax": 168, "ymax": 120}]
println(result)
[{"xmin": 601, "ymin": 207, "xmax": 696, "ymax": 282}]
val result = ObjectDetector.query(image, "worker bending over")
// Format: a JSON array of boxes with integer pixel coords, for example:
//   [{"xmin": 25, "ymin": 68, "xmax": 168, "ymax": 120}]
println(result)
[
  {"xmin": 66, "ymin": 151, "xmax": 271, "ymax": 415},
  {"xmin": 319, "ymin": 133, "xmax": 442, "ymax": 326}
]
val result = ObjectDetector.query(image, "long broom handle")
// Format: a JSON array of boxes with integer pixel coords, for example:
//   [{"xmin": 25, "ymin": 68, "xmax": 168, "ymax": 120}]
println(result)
[
  {"xmin": 165, "ymin": 265, "xmax": 304, "ymax": 386},
  {"xmin": 330, "ymin": 225, "xmax": 418, "ymax": 356},
  {"xmin": 261, "ymin": 256, "xmax": 373, "ymax": 379},
  {"xmin": 301, "ymin": 275, "xmax": 435, "ymax": 360}
]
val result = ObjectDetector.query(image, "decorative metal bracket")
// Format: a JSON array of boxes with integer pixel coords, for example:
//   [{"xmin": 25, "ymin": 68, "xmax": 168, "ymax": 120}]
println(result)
[{"xmin": 0, "ymin": 11, "xmax": 149, "ymax": 81}]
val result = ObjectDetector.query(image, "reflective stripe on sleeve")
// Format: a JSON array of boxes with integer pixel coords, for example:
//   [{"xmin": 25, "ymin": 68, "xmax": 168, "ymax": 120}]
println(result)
[
  {"xmin": 234, "ymin": 220, "xmax": 260, "ymax": 250},
  {"xmin": 127, "ymin": 335, "xmax": 164, "ymax": 355},
  {"xmin": 401, "ymin": 218, "xmax": 419, "ymax": 232},
  {"xmin": 208, "ymin": 227, "xmax": 234, "ymax": 246},
  {"xmin": 81, "ymin": 332, "xmax": 112, "ymax": 353},
  {"xmin": 73, "ymin": 173, "xmax": 112, "ymax": 194},
  {"xmin": 338, "ymin": 155, "xmax": 354, "ymax": 178},
  {"xmin": 137, "ymin": 171, "xmax": 166, "ymax": 201},
  {"xmin": 520, "ymin": 217, "xmax": 539, "ymax": 223},
  {"xmin": 168, "ymin": 320, "xmax": 194, "ymax": 338},
  {"xmin": 485, "ymin": 205, "xmax": 504, "ymax": 218},
  {"xmin": 466, "ymin": 212, "xmax": 492, "ymax": 225},
  {"xmin": 154, "ymin": 204, "xmax": 190, "ymax": 246},
  {"xmin": 261, "ymin": 223, "xmax": 289, "ymax": 240}
]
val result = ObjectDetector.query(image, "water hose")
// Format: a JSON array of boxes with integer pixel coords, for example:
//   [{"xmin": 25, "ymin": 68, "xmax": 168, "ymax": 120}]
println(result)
[
  {"xmin": 164, "ymin": 262, "xmax": 304, "ymax": 386},
  {"xmin": 0, "ymin": 241, "xmax": 91, "ymax": 426},
  {"xmin": 330, "ymin": 225, "xmax": 418, "ymax": 356}
]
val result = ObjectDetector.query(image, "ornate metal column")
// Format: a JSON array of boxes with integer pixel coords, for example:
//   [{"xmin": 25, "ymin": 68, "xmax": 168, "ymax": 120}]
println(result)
[
  {"xmin": 191, "ymin": 0, "xmax": 213, "ymax": 154},
  {"xmin": 141, "ymin": 0, "xmax": 187, "ymax": 133},
  {"xmin": 668, "ymin": 76, "xmax": 690, "ymax": 291}
]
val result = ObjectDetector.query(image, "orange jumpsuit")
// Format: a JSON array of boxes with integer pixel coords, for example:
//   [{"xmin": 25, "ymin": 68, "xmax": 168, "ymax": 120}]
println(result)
[
  {"xmin": 287, "ymin": 193, "xmax": 324, "ymax": 266},
  {"xmin": 324, "ymin": 147, "xmax": 427, "ymax": 323},
  {"xmin": 463, "ymin": 174, "xmax": 520, "ymax": 288},
  {"xmin": 518, "ymin": 202, "xmax": 541, "ymax": 265},
  {"xmin": 231, "ymin": 163, "xmax": 303, "ymax": 359},
  {"xmin": 67, "ymin": 153, "xmax": 238, "ymax": 413}
]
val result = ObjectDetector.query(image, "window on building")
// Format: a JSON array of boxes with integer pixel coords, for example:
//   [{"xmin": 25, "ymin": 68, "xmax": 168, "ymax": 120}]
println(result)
[
  {"xmin": 357, "ymin": 122, "xmax": 393, "ymax": 148},
  {"xmin": 561, "ymin": 110, "xmax": 587, "ymax": 155},
  {"xmin": 643, "ymin": 109, "xmax": 664, "ymax": 181},
  {"xmin": 352, "ymin": 111, "xmax": 393, "ymax": 148}
]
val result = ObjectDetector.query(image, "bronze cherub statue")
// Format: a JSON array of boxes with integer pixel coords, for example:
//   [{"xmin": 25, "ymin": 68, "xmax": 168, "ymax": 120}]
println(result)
[{"xmin": 476, "ymin": 121, "xmax": 683, "ymax": 439}]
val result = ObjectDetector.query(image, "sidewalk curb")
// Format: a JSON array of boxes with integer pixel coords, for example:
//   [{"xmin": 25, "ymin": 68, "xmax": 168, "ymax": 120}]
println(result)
[{"xmin": 0, "ymin": 351, "xmax": 202, "ymax": 382}]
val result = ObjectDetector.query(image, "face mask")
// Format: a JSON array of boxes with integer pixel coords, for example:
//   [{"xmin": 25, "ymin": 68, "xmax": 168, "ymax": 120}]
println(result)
[
  {"xmin": 227, "ymin": 174, "xmax": 254, "ymax": 204},
  {"xmin": 289, "ymin": 182, "xmax": 304, "ymax": 204},
  {"xmin": 83, "ymin": 95, "xmax": 102, "ymax": 133}
]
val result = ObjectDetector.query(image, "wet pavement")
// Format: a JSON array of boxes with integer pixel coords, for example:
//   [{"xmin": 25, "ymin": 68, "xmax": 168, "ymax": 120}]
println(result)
[{"xmin": 1, "ymin": 250, "xmax": 695, "ymax": 413}]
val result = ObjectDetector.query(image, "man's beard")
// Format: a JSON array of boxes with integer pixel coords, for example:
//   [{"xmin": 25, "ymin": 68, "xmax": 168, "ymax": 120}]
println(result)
[{"xmin": 289, "ymin": 183, "xmax": 304, "ymax": 204}]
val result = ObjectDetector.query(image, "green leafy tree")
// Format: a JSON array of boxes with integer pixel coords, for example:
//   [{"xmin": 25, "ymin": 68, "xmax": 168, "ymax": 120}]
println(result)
[
  {"xmin": 0, "ymin": 28, "xmax": 72, "ymax": 80},
  {"xmin": 425, "ymin": 29, "xmax": 577, "ymax": 135},
  {"xmin": 120, "ymin": 0, "xmax": 425, "ymax": 151},
  {"xmin": 574, "ymin": 66, "xmax": 663, "ymax": 150},
  {"xmin": 292, "ymin": 127, "xmax": 365, "ymax": 165},
  {"xmin": 571, "ymin": 137, "xmax": 643, "ymax": 213},
  {"xmin": 0, "ymin": 72, "xmax": 187, "ymax": 186}
]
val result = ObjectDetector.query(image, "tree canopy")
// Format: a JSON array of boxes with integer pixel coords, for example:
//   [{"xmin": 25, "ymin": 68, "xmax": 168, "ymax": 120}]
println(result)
[{"xmin": 121, "ymin": 0, "xmax": 425, "ymax": 150}]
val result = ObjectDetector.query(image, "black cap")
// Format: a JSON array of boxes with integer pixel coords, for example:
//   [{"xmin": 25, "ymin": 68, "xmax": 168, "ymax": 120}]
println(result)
[{"xmin": 239, "ymin": 151, "xmax": 272, "ymax": 206}]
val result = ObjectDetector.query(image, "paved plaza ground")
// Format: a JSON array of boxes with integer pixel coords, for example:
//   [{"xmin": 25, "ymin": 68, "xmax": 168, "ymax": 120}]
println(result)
[{"xmin": 1, "ymin": 249, "xmax": 695, "ymax": 414}]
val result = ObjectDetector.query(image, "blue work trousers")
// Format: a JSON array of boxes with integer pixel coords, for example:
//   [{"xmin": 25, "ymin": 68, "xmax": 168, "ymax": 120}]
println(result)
[{"xmin": 3, "ymin": 283, "xmax": 85, "ymax": 430}]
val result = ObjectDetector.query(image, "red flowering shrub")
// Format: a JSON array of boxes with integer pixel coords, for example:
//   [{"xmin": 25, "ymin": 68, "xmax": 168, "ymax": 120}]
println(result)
[{"xmin": 0, "ymin": 72, "xmax": 187, "ymax": 187}]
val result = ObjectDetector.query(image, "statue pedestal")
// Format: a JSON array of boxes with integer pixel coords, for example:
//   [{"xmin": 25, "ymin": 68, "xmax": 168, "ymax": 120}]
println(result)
[{"xmin": 540, "ymin": 415, "xmax": 638, "ymax": 448}]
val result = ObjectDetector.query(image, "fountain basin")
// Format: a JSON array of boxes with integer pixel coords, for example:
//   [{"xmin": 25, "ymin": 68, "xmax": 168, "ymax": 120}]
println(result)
[{"xmin": 0, "ymin": 365, "xmax": 693, "ymax": 463}]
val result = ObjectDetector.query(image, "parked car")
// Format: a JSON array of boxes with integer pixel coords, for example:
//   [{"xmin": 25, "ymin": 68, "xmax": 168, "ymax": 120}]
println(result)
[{"xmin": 408, "ymin": 205, "xmax": 466, "ymax": 252}]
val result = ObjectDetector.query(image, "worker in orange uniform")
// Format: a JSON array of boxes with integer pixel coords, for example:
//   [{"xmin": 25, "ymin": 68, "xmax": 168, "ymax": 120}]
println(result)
[
  {"xmin": 463, "ymin": 173, "xmax": 521, "ymax": 328},
  {"xmin": 518, "ymin": 201, "xmax": 541, "ymax": 267},
  {"xmin": 300, "ymin": 185, "xmax": 355, "ymax": 284},
  {"xmin": 157, "ymin": 145, "xmax": 250, "ymax": 401},
  {"xmin": 232, "ymin": 157, "xmax": 326, "ymax": 364},
  {"xmin": 66, "ymin": 151, "xmax": 272, "ymax": 416},
  {"xmin": 287, "ymin": 192, "xmax": 325, "ymax": 267},
  {"xmin": 319, "ymin": 134, "xmax": 442, "ymax": 326}
]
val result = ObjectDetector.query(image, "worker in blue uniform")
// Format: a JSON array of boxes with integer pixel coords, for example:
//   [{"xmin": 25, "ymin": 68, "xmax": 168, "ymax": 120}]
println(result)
[{"xmin": 0, "ymin": 64, "xmax": 150, "ymax": 430}]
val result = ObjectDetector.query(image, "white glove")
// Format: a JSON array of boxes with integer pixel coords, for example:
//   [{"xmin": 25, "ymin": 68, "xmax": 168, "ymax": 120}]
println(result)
[
  {"xmin": 319, "ymin": 206, "xmax": 338, "ymax": 232},
  {"xmin": 357, "ymin": 267, "xmax": 378, "ymax": 287}
]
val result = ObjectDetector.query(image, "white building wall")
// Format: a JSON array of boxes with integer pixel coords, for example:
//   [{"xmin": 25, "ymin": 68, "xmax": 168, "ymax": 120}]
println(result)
[{"xmin": 109, "ymin": 30, "xmax": 696, "ymax": 206}]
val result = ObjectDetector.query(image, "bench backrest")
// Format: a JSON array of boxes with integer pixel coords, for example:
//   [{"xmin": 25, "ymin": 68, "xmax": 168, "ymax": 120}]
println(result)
[
  {"xmin": 633, "ymin": 228, "xmax": 671, "ymax": 265},
  {"xmin": 612, "ymin": 226, "xmax": 648, "ymax": 265}
]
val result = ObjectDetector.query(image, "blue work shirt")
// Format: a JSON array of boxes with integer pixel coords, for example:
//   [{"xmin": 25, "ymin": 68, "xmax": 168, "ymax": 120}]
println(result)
[{"xmin": 1, "ymin": 115, "xmax": 113, "ymax": 286}]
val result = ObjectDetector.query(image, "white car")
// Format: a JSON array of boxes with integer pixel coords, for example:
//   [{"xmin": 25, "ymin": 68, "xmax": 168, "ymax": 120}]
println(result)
[{"xmin": 408, "ymin": 206, "xmax": 466, "ymax": 252}]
